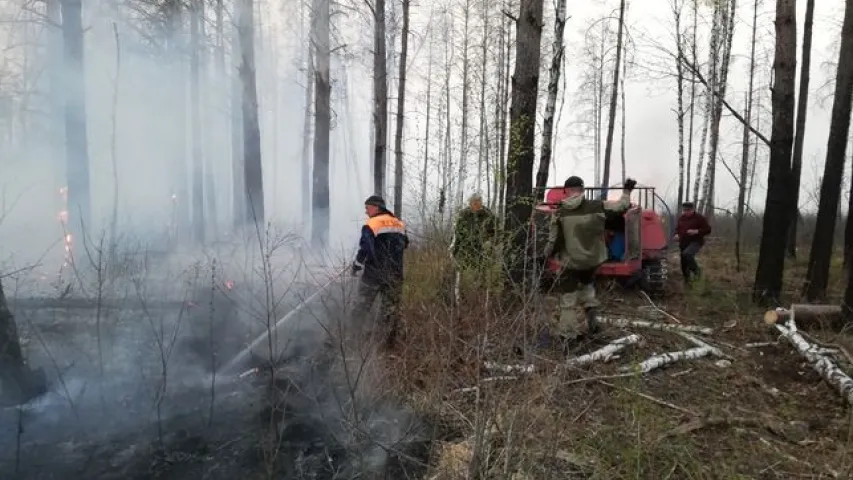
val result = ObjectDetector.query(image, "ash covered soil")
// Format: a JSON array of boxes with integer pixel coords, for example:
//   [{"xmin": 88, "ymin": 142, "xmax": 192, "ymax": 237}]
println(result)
[{"xmin": 1, "ymin": 267, "xmax": 432, "ymax": 479}]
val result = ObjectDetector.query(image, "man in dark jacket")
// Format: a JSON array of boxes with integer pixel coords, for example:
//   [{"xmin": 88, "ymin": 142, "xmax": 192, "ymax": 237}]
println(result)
[
  {"xmin": 674, "ymin": 202, "xmax": 712, "ymax": 284},
  {"xmin": 351, "ymin": 195, "xmax": 409, "ymax": 347}
]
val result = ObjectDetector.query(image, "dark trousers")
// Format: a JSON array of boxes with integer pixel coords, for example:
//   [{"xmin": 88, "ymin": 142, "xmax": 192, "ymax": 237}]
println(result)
[
  {"xmin": 680, "ymin": 242, "xmax": 703, "ymax": 281},
  {"xmin": 351, "ymin": 278, "xmax": 403, "ymax": 346}
]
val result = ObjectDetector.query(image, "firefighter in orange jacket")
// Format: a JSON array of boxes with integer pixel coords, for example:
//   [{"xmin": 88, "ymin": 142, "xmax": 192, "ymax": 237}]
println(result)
[{"xmin": 351, "ymin": 195, "xmax": 409, "ymax": 347}]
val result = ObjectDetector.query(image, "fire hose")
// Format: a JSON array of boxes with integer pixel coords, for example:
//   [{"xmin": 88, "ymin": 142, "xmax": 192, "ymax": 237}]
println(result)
[{"xmin": 219, "ymin": 265, "xmax": 349, "ymax": 375}]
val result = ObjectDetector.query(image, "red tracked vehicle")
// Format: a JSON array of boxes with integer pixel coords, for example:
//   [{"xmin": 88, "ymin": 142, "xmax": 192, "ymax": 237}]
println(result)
[{"xmin": 529, "ymin": 185, "xmax": 674, "ymax": 296}]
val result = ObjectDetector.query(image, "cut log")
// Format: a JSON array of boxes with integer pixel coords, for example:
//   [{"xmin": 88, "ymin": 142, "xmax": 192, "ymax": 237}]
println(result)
[
  {"xmin": 775, "ymin": 321, "xmax": 853, "ymax": 406},
  {"xmin": 764, "ymin": 304, "xmax": 847, "ymax": 330},
  {"xmin": 598, "ymin": 316, "xmax": 713, "ymax": 335},
  {"xmin": 620, "ymin": 346, "xmax": 719, "ymax": 374},
  {"xmin": 565, "ymin": 334, "xmax": 641, "ymax": 367}
]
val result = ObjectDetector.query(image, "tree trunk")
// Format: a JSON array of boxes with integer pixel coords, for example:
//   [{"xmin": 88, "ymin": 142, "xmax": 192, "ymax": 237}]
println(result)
[
  {"xmin": 786, "ymin": 0, "xmax": 815, "ymax": 259},
  {"xmin": 165, "ymin": 0, "xmax": 189, "ymax": 241},
  {"xmin": 393, "ymin": 0, "xmax": 409, "ymax": 216},
  {"xmin": 600, "ymin": 0, "xmax": 625, "ymax": 191},
  {"xmin": 736, "ymin": 0, "xmax": 759, "ymax": 272},
  {"xmin": 300, "ymin": 2, "xmax": 314, "ymax": 228},
  {"xmin": 536, "ymin": 0, "xmax": 566, "ymax": 192},
  {"xmin": 420, "ymin": 30, "xmax": 433, "ymax": 217},
  {"xmin": 752, "ymin": 0, "xmax": 797, "ymax": 305},
  {"xmin": 47, "ymin": 0, "xmax": 64, "ymax": 216},
  {"xmin": 457, "ymin": 0, "xmax": 472, "ymax": 209},
  {"xmin": 492, "ymin": 12, "xmax": 512, "ymax": 218},
  {"xmin": 674, "ymin": 0, "xmax": 685, "ymax": 208},
  {"xmin": 237, "ymin": 0, "xmax": 264, "ymax": 226},
  {"xmin": 476, "ymin": 0, "xmax": 489, "ymax": 196},
  {"xmin": 60, "ymin": 0, "xmax": 91, "ymax": 243},
  {"xmin": 201, "ymin": 2, "xmax": 217, "ymax": 239},
  {"xmin": 190, "ymin": 0, "xmax": 205, "ymax": 243},
  {"xmin": 311, "ymin": 0, "xmax": 330, "ymax": 245},
  {"xmin": 620, "ymin": 50, "xmax": 627, "ymax": 182},
  {"xmin": 685, "ymin": 0, "xmax": 698, "ymax": 202},
  {"xmin": 700, "ymin": 0, "xmax": 736, "ymax": 217},
  {"xmin": 0, "ymin": 280, "xmax": 45, "ymax": 404},
  {"xmin": 505, "ymin": 0, "xmax": 544, "ymax": 287},
  {"xmin": 804, "ymin": 0, "xmax": 853, "ymax": 302},
  {"xmin": 372, "ymin": 0, "xmax": 389, "ymax": 196},
  {"xmin": 230, "ymin": 18, "xmax": 245, "ymax": 229}
]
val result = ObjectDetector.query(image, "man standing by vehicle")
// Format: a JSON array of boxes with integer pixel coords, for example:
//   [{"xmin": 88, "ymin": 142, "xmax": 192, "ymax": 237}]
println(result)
[
  {"xmin": 674, "ymin": 202, "xmax": 712, "ymax": 285},
  {"xmin": 543, "ymin": 176, "xmax": 636, "ymax": 348},
  {"xmin": 351, "ymin": 195, "xmax": 409, "ymax": 348},
  {"xmin": 449, "ymin": 193, "xmax": 497, "ymax": 300}
]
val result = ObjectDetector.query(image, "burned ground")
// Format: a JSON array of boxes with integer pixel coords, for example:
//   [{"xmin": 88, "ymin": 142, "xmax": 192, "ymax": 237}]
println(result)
[{"xmin": 1, "ymin": 261, "xmax": 432, "ymax": 480}]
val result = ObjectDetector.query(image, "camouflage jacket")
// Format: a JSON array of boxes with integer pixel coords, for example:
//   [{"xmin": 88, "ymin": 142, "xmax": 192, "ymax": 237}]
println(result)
[
  {"xmin": 543, "ymin": 192, "xmax": 631, "ymax": 270},
  {"xmin": 451, "ymin": 207, "xmax": 497, "ymax": 261}
]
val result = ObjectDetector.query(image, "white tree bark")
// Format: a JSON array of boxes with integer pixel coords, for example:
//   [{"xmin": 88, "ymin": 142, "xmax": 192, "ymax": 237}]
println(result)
[
  {"xmin": 566, "ymin": 334, "xmax": 642, "ymax": 366},
  {"xmin": 622, "ymin": 346, "xmax": 719, "ymax": 374},
  {"xmin": 776, "ymin": 321, "xmax": 853, "ymax": 406},
  {"xmin": 597, "ymin": 316, "xmax": 713, "ymax": 335}
]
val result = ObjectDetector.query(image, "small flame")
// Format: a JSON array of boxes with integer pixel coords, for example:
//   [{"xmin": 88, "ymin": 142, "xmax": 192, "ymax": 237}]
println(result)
[{"xmin": 224, "ymin": 280, "xmax": 235, "ymax": 290}]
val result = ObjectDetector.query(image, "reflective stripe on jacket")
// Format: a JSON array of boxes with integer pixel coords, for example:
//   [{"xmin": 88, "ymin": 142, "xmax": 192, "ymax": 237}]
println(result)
[{"xmin": 355, "ymin": 211, "xmax": 409, "ymax": 283}]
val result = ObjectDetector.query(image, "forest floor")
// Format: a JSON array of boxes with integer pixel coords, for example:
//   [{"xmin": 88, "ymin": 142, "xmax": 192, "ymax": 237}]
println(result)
[
  {"xmin": 2, "ymin": 240, "xmax": 852, "ymax": 479},
  {"xmin": 390, "ymin": 241, "xmax": 853, "ymax": 479}
]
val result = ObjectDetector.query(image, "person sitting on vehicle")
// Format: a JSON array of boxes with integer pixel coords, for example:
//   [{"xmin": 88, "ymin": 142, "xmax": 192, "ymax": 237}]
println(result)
[
  {"xmin": 543, "ymin": 176, "xmax": 637, "ymax": 351},
  {"xmin": 673, "ymin": 201, "xmax": 712, "ymax": 285},
  {"xmin": 605, "ymin": 210, "xmax": 626, "ymax": 261}
]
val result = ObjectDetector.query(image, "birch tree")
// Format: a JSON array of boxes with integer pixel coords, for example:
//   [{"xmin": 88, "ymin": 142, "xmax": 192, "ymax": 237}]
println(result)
[
  {"xmin": 699, "ymin": 0, "xmax": 736, "ymax": 216},
  {"xmin": 536, "ymin": 0, "xmax": 566, "ymax": 192},
  {"xmin": 735, "ymin": 0, "xmax": 759, "ymax": 271}
]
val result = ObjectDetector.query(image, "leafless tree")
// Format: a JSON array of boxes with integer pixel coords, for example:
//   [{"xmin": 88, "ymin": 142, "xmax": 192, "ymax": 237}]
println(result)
[{"xmin": 753, "ymin": 0, "xmax": 796, "ymax": 305}]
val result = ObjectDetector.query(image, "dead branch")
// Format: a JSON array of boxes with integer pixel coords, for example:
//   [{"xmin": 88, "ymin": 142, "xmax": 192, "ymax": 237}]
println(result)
[
  {"xmin": 678, "ymin": 53, "xmax": 771, "ymax": 146},
  {"xmin": 598, "ymin": 316, "xmax": 713, "ymax": 335},
  {"xmin": 658, "ymin": 415, "xmax": 787, "ymax": 441},
  {"xmin": 565, "ymin": 334, "xmax": 642, "ymax": 367},
  {"xmin": 620, "ymin": 346, "xmax": 719, "ymax": 374},
  {"xmin": 775, "ymin": 321, "xmax": 853, "ymax": 406}
]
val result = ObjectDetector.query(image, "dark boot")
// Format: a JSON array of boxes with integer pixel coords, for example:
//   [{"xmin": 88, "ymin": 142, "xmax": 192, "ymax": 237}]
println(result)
[{"xmin": 585, "ymin": 307, "xmax": 600, "ymax": 335}]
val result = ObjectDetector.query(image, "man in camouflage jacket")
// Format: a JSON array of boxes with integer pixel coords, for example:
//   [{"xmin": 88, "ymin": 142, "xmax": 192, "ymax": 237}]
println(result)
[
  {"xmin": 450, "ymin": 193, "xmax": 497, "ymax": 270},
  {"xmin": 543, "ymin": 176, "xmax": 637, "ymax": 347}
]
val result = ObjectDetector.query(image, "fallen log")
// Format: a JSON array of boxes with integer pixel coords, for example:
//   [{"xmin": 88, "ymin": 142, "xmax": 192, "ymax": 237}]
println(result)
[
  {"xmin": 764, "ymin": 304, "xmax": 848, "ymax": 331},
  {"xmin": 565, "ymin": 334, "xmax": 642, "ymax": 367},
  {"xmin": 775, "ymin": 321, "xmax": 853, "ymax": 407},
  {"xmin": 620, "ymin": 346, "xmax": 719, "ymax": 374},
  {"xmin": 598, "ymin": 316, "xmax": 713, "ymax": 335}
]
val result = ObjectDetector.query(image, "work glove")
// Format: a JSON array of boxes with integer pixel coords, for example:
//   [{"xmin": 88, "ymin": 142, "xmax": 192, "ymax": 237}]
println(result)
[
  {"xmin": 623, "ymin": 178, "xmax": 637, "ymax": 192},
  {"xmin": 351, "ymin": 261, "xmax": 363, "ymax": 276}
]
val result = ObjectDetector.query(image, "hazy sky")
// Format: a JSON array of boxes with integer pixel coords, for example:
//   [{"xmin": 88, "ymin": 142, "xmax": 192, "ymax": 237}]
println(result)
[{"xmin": 547, "ymin": 0, "xmax": 845, "ymax": 213}]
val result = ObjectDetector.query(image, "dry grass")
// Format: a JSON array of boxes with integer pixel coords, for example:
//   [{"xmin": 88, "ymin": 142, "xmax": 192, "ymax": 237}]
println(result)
[{"xmin": 385, "ymin": 238, "xmax": 853, "ymax": 479}]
